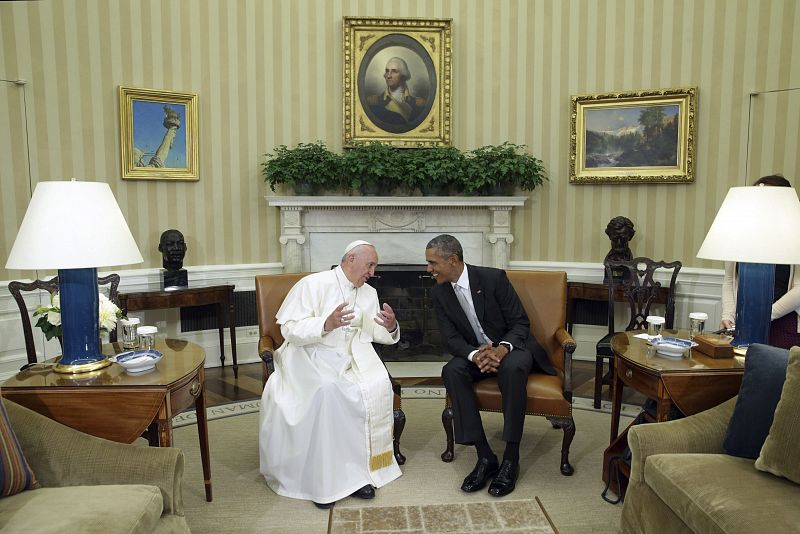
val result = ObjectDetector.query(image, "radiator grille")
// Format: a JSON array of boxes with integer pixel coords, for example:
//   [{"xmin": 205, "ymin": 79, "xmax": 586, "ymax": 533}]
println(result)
[{"xmin": 180, "ymin": 290, "xmax": 257, "ymax": 332}]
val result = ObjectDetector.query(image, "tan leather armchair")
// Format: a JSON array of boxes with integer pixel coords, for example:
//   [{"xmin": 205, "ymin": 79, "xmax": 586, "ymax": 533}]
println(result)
[
  {"xmin": 441, "ymin": 270, "xmax": 577, "ymax": 476},
  {"xmin": 255, "ymin": 273, "xmax": 406, "ymax": 465}
]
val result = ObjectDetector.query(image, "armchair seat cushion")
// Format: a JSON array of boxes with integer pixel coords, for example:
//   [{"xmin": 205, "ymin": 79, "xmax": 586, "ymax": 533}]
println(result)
[
  {"xmin": 0, "ymin": 484, "xmax": 166, "ymax": 534},
  {"xmin": 474, "ymin": 374, "xmax": 572, "ymax": 417},
  {"xmin": 645, "ymin": 453, "xmax": 800, "ymax": 534}
]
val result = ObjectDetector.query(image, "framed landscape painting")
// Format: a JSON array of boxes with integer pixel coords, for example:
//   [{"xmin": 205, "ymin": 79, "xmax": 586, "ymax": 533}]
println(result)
[
  {"xmin": 343, "ymin": 17, "xmax": 452, "ymax": 147},
  {"xmin": 119, "ymin": 86, "xmax": 198, "ymax": 181},
  {"xmin": 570, "ymin": 87, "xmax": 696, "ymax": 184}
]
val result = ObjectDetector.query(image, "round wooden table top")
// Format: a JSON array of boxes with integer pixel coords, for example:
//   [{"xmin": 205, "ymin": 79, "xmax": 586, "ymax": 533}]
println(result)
[
  {"xmin": 610, "ymin": 330, "xmax": 744, "ymax": 374},
  {"xmin": 3, "ymin": 338, "xmax": 205, "ymax": 388}
]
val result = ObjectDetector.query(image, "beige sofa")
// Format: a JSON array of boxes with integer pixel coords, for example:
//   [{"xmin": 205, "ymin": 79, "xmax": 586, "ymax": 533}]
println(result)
[
  {"xmin": 619, "ymin": 396, "xmax": 800, "ymax": 533},
  {"xmin": 0, "ymin": 399, "xmax": 190, "ymax": 533}
]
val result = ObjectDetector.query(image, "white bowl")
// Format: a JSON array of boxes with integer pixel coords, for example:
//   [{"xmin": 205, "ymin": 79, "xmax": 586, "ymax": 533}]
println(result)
[
  {"xmin": 652, "ymin": 337, "xmax": 697, "ymax": 359},
  {"xmin": 111, "ymin": 349, "xmax": 163, "ymax": 373}
]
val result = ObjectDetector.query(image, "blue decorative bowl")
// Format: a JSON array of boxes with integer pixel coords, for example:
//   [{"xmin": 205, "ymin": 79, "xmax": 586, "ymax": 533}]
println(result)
[
  {"xmin": 651, "ymin": 337, "xmax": 697, "ymax": 358},
  {"xmin": 111, "ymin": 349, "xmax": 163, "ymax": 373}
]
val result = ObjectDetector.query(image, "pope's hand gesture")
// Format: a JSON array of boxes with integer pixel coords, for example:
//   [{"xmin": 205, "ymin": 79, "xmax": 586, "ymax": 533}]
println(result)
[
  {"xmin": 324, "ymin": 302, "xmax": 354, "ymax": 333},
  {"xmin": 374, "ymin": 303, "xmax": 397, "ymax": 331}
]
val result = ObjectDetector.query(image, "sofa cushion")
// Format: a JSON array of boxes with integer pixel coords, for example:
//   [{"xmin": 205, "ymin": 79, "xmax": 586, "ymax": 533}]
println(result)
[
  {"xmin": 755, "ymin": 346, "xmax": 800, "ymax": 484},
  {"xmin": 0, "ymin": 394, "xmax": 38, "ymax": 497},
  {"xmin": 0, "ymin": 484, "xmax": 164, "ymax": 534},
  {"xmin": 645, "ymin": 453, "xmax": 800, "ymax": 534},
  {"xmin": 723, "ymin": 343, "xmax": 788, "ymax": 459}
]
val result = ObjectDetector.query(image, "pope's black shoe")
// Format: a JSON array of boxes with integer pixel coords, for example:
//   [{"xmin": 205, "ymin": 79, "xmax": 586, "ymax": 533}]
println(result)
[
  {"xmin": 488, "ymin": 459, "xmax": 519, "ymax": 497},
  {"xmin": 313, "ymin": 501, "xmax": 334, "ymax": 509},
  {"xmin": 351, "ymin": 485, "xmax": 375, "ymax": 499},
  {"xmin": 461, "ymin": 457, "xmax": 500, "ymax": 493}
]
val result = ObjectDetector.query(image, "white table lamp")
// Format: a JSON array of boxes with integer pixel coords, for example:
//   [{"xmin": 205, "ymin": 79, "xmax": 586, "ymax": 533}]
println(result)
[
  {"xmin": 697, "ymin": 186, "xmax": 800, "ymax": 346},
  {"xmin": 6, "ymin": 180, "xmax": 143, "ymax": 373}
]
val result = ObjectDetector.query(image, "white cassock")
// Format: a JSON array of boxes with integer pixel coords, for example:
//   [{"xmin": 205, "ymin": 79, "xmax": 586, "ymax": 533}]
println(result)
[{"xmin": 259, "ymin": 266, "xmax": 402, "ymax": 503}]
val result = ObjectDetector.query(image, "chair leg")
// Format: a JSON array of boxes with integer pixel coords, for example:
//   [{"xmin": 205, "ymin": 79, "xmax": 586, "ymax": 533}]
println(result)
[
  {"xmin": 393, "ymin": 408, "xmax": 406, "ymax": 465},
  {"xmin": 548, "ymin": 416, "xmax": 576, "ymax": 476},
  {"xmin": 441, "ymin": 405, "xmax": 455, "ymax": 462},
  {"xmin": 594, "ymin": 357, "xmax": 605, "ymax": 409}
]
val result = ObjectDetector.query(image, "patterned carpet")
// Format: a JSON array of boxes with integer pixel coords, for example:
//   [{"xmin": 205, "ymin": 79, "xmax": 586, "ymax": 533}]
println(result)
[{"xmin": 329, "ymin": 497, "xmax": 556, "ymax": 533}]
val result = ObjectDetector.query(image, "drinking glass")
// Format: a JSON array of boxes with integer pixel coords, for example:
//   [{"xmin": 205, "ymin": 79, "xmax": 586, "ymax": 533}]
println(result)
[
  {"xmin": 138, "ymin": 325, "xmax": 158, "ymax": 351},
  {"xmin": 120, "ymin": 317, "xmax": 140, "ymax": 349},
  {"xmin": 689, "ymin": 312, "xmax": 707, "ymax": 340},
  {"xmin": 647, "ymin": 316, "xmax": 665, "ymax": 339}
]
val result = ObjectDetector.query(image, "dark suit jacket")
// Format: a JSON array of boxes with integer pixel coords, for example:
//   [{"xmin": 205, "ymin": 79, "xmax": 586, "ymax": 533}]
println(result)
[{"xmin": 430, "ymin": 264, "xmax": 556, "ymax": 375}]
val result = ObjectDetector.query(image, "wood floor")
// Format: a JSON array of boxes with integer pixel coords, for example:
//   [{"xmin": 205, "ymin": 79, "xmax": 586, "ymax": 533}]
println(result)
[{"xmin": 203, "ymin": 359, "xmax": 643, "ymax": 406}]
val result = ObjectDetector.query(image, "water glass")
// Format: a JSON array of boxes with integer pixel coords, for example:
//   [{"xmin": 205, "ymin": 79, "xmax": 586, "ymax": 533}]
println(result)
[
  {"xmin": 647, "ymin": 316, "xmax": 665, "ymax": 339},
  {"xmin": 138, "ymin": 325, "xmax": 158, "ymax": 351},
  {"xmin": 689, "ymin": 312, "xmax": 708, "ymax": 340},
  {"xmin": 120, "ymin": 317, "xmax": 140, "ymax": 349}
]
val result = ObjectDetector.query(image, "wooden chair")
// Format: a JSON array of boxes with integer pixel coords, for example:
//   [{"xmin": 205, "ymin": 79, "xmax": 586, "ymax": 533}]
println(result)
[
  {"xmin": 441, "ymin": 270, "xmax": 577, "ymax": 476},
  {"xmin": 593, "ymin": 257, "xmax": 682, "ymax": 408},
  {"xmin": 255, "ymin": 272, "xmax": 407, "ymax": 465},
  {"xmin": 8, "ymin": 273, "xmax": 121, "ymax": 365}
]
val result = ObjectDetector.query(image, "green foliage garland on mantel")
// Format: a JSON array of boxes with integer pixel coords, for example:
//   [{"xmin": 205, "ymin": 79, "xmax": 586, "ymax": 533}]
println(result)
[{"xmin": 262, "ymin": 141, "xmax": 547, "ymax": 196}]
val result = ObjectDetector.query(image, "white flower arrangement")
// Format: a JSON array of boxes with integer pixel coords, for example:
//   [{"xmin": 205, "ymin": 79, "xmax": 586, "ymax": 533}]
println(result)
[{"xmin": 34, "ymin": 292, "xmax": 124, "ymax": 340}]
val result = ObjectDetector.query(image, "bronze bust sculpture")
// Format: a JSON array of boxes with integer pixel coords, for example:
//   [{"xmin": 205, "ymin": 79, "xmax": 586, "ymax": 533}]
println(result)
[
  {"xmin": 158, "ymin": 229, "xmax": 188, "ymax": 288},
  {"xmin": 603, "ymin": 216, "xmax": 635, "ymax": 281}
]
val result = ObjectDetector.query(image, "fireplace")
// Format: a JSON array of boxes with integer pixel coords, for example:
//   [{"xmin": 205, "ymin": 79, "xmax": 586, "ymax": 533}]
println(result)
[{"xmin": 371, "ymin": 264, "xmax": 447, "ymax": 362}]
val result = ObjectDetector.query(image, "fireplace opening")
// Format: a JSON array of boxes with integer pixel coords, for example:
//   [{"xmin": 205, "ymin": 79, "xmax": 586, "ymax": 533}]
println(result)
[{"xmin": 371, "ymin": 264, "xmax": 449, "ymax": 362}]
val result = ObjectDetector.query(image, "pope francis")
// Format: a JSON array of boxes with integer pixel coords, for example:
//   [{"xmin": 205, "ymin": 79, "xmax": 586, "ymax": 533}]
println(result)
[{"xmin": 259, "ymin": 240, "xmax": 402, "ymax": 508}]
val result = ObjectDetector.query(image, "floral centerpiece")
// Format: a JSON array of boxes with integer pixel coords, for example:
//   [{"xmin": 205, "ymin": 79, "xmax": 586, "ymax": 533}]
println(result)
[{"xmin": 34, "ymin": 292, "xmax": 124, "ymax": 340}]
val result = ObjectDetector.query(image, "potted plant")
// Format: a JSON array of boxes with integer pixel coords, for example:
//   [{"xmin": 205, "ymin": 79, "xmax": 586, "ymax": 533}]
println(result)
[
  {"xmin": 463, "ymin": 142, "xmax": 547, "ymax": 195},
  {"xmin": 340, "ymin": 142, "xmax": 401, "ymax": 195},
  {"xmin": 404, "ymin": 146, "xmax": 464, "ymax": 195},
  {"xmin": 262, "ymin": 141, "xmax": 340, "ymax": 195}
]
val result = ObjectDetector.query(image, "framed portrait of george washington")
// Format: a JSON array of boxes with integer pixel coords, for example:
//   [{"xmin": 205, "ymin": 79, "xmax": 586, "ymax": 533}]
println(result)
[
  {"xmin": 570, "ymin": 87, "xmax": 697, "ymax": 184},
  {"xmin": 119, "ymin": 86, "xmax": 199, "ymax": 181},
  {"xmin": 343, "ymin": 17, "xmax": 452, "ymax": 147}
]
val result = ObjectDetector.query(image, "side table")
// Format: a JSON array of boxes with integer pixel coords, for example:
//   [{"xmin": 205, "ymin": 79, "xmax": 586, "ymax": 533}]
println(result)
[
  {"xmin": 0, "ymin": 338, "xmax": 213, "ymax": 502},
  {"xmin": 119, "ymin": 284, "xmax": 238, "ymax": 378},
  {"xmin": 603, "ymin": 330, "xmax": 744, "ymax": 498}
]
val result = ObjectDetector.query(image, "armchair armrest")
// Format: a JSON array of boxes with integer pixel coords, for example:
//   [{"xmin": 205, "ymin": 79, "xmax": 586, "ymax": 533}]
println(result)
[
  {"xmin": 258, "ymin": 335, "xmax": 276, "ymax": 379},
  {"xmin": 627, "ymin": 396, "xmax": 736, "ymax": 484},
  {"xmin": 4, "ymin": 399, "xmax": 185, "ymax": 515},
  {"xmin": 554, "ymin": 327, "xmax": 576, "ymax": 395}
]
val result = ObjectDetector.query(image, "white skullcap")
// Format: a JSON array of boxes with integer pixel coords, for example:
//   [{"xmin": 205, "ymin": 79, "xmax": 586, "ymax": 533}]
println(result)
[{"xmin": 343, "ymin": 240, "xmax": 373, "ymax": 255}]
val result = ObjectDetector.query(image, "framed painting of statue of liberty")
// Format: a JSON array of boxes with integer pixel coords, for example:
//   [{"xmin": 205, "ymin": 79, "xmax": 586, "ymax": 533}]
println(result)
[
  {"xmin": 119, "ymin": 86, "xmax": 198, "ymax": 181},
  {"xmin": 570, "ymin": 87, "xmax": 696, "ymax": 184}
]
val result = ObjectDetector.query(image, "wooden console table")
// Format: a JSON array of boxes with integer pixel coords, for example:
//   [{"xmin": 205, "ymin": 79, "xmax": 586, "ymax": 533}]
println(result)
[
  {"xmin": 603, "ymin": 330, "xmax": 744, "ymax": 498},
  {"xmin": 566, "ymin": 281, "xmax": 670, "ymax": 334},
  {"xmin": 1, "ymin": 339, "xmax": 213, "ymax": 502},
  {"xmin": 119, "ymin": 284, "xmax": 238, "ymax": 378}
]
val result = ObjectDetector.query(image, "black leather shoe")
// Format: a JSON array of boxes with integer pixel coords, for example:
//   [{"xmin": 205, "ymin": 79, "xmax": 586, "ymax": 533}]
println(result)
[
  {"xmin": 461, "ymin": 457, "xmax": 500, "ymax": 493},
  {"xmin": 313, "ymin": 501, "xmax": 334, "ymax": 509},
  {"xmin": 351, "ymin": 485, "xmax": 375, "ymax": 499},
  {"xmin": 488, "ymin": 460, "xmax": 519, "ymax": 497}
]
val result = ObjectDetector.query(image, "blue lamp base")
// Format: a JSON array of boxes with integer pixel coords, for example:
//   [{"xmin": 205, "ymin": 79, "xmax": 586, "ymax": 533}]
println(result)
[
  {"xmin": 53, "ymin": 267, "xmax": 110, "ymax": 374},
  {"xmin": 732, "ymin": 262, "xmax": 774, "ymax": 347}
]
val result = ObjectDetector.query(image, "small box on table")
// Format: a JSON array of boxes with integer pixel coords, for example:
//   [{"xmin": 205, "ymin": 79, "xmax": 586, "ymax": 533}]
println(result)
[{"xmin": 693, "ymin": 334, "xmax": 734, "ymax": 358}]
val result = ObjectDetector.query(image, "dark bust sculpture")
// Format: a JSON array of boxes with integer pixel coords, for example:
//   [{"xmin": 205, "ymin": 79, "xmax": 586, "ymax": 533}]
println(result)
[
  {"xmin": 603, "ymin": 216, "xmax": 635, "ymax": 281},
  {"xmin": 158, "ymin": 229, "xmax": 188, "ymax": 288}
]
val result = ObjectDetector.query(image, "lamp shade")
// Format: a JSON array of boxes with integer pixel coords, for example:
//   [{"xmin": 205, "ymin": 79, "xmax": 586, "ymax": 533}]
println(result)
[
  {"xmin": 697, "ymin": 186, "xmax": 800, "ymax": 264},
  {"xmin": 6, "ymin": 181, "xmax": 143, "ymax": 269}
]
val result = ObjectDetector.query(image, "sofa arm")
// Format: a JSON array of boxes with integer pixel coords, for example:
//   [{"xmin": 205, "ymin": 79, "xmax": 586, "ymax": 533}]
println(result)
[
  {"xmin": 627, "ymin": 396, "xmax": 736, "ymax": 484},
  {"xmin": 4, "ymin": 399, "xmax": 185, "ymax": 516}
]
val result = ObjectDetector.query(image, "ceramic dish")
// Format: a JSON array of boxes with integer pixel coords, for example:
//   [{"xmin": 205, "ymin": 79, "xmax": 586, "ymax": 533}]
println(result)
[
  {"xmin": 651, "ymin": 337, "xmax": 698, "ymax": 359},
  {"xmin": 111, "ymin": 349, "xmax": 163, "ymax": 373}
]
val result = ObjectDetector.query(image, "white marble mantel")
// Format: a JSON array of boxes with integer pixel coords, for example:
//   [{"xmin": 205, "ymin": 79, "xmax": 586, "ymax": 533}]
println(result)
[{"xmin": 267, "ymin": 196, "xmax": 528, "ymax": 272}]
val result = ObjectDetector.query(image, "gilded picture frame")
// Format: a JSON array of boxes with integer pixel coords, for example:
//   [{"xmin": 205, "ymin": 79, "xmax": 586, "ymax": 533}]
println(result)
[
  {"xmin": 119, "ymin": 86, "xmax": 199, "ymax": 181},
  {"xmin": 570, "ymin": 87, "xmax": 696, "ymax": 184},
  {"xmin": 343, "ymin": 17, "xmax": 452, "ymax": 147}
]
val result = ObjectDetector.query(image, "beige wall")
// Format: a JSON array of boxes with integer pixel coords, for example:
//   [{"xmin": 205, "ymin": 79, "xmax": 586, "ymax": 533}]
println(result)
[{"xmin": 2, "ymin": 0, "xmax": 799, "ymax": 281}]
